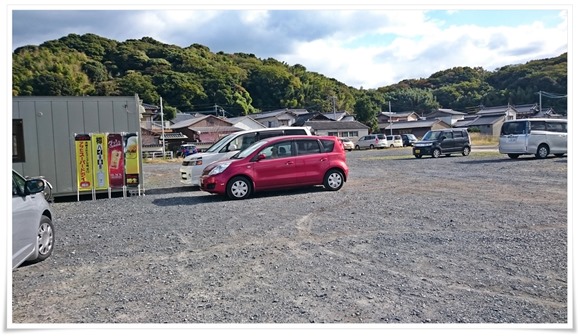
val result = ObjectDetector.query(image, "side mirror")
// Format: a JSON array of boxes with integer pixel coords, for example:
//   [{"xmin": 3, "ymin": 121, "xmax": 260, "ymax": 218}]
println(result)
[
  {"xmin": 440, "ymin": 136, "xmax": 447, "ymax": 140},
  {"xmin": 25, "ymin": 179, "xmax": 45, "ymax": 195},
  {"xmin": 229, "ymin": 144, "xmax": 238, "ymax": 151},
  {"xmin": 257, "ymin": 153, "xmax": 267, "ymax": 161}
]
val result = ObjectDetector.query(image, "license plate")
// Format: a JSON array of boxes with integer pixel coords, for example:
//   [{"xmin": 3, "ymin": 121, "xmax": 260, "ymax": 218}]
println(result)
[
  {"xmin": 414, "ymin": 149, "xmax": 420, "ymax": 154},
  {"xmin": 508, "ymin": 137, "xmax": 517, "ymax": 142}
]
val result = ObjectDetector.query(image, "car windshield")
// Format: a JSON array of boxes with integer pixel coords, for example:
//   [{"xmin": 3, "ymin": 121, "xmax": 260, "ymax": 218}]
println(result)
[
  {"xmin": 205, "ymin": 133, "xmax": 237, "ymax": 153},
  {"xmin": 231, "ymin": 139, "xmax": 267, "ymax": 159},
  {"xmin": 422, "ymin": 131, "xmax": 441, "ymax": 141},
  {"xmin": 408, "ymin": 135, "xmax": 417, "ymax": 140}
]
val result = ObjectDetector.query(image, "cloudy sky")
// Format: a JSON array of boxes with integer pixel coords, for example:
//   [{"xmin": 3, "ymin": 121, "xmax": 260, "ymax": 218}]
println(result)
[{"xmin": 6, "ymin": 2, "xmax": 572, "ymax": 89}]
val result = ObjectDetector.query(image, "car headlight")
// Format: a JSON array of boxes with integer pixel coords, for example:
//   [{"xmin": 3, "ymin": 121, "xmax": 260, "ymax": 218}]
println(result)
[{"xmin": 209, "ymin": 162, "xmax": 232, "ymax": 176}]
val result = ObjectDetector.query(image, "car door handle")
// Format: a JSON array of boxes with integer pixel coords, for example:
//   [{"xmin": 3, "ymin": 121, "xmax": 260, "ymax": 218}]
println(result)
[
  {"xmin": 285, "ymin": 161, "xmax": 294, "ymax": 165},
  {"xmin": 320, "ymin": 158, "xmax": 328, "ymax": 162}
]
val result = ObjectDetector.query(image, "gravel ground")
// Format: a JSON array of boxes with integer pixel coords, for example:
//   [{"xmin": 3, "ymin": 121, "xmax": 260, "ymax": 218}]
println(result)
[{"xmin": 10, "ymin": 147, "xmax": 569, "ymax": 329}]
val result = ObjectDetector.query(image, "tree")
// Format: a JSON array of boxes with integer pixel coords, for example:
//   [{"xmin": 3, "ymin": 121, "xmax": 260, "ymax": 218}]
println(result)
[{"xmin": 354, "ymin": 96, "xmax": 379, "ymax": 132}]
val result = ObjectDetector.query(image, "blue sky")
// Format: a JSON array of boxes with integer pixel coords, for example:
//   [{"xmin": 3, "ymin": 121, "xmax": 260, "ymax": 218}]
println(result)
[{"xmin": 5, "ymin": 3, "xmax": 572, "ymax": 89}]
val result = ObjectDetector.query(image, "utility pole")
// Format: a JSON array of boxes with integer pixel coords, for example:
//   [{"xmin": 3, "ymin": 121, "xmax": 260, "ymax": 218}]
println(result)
[
  {"xmin": 388, "ymin": 101, "xmax": 393, "ymax": 136},
  {"xmin": 160, "ymin": 97, "xmax": 166, "ymax": 158},
  {"xmin": 330, "ymin": 95, "xmax": 337, "ymax": 120}
]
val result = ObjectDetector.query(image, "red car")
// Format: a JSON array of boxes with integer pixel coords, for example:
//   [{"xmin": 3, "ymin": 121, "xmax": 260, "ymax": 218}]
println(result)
[{"xmin": 200, "ymin": 135, "xmax": 349, "ymax": 199}]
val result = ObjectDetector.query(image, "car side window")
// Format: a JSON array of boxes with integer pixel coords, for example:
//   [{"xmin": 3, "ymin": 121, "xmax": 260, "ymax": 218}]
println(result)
[
  {"xmin": 258, "ymin": 141, "xmax": 292, "ymax": 159},
  {"xmin": 441, "ymin": 131, "xmax": 453, "ymax": 140},
  {"xmin": 546, "ymin": 122, "xmax": 565, "ymax": 133},
  {"xmin": 12, "ymin": 172, "xmax": 25, "ymax": 196},
  {"xmin": 320, "ymin": 139, "xmax": 334, "ymax": 153},
  {"xmin": 296, "ymin": 139, "xmax": 321, "ymax": 155},
  {"xmin": 530, "ymin": 121, "xmax": 546, "ymax": 131},
  {"xmin": 453, "ymin": 131, "xmax": 464, "ymax": 138},
  {"xmin": 258, "ymin": 130, "xmax": 284, "ymax": 141}
]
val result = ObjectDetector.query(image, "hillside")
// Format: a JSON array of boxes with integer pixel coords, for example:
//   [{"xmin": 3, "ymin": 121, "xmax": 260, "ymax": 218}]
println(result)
[{"xmin": 12, "ymin": 33, "xmax": 567, "ymax": 127}]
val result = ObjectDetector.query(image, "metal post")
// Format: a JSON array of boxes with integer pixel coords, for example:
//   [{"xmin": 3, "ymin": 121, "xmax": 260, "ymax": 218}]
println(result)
[{"xmin": 389, "ymin": 102, "xmax": 393, "ymax": 136}]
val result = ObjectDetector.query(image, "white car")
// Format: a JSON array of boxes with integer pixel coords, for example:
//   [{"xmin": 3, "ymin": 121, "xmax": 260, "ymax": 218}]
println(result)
[
  {"xmin": 355, "ymin": 134, "xmax": 388, "ymax": 150},
  {"xmin": 12, "ymin": 170, "xmax": 55, "ymax": 269},
  {"xmin": 180, "ymin": 127, "xmax": 313, "ymax": 186},
  {"xmin": 386, "ymin": 135, "xmax": 404, "ymax": 148}
]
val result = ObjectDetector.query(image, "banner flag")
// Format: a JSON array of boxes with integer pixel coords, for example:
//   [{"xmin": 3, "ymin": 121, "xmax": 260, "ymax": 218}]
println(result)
[
  {"xmin": 75, "ymin": 134, "xmax": 93, "ymax": 191},
  {"xmin": 107, "ymin": 133, "xmax": 125, "ymax": 188},
  {"xmin": 92, "ymin": 133, "xmax": 109, "ymax": 190}
]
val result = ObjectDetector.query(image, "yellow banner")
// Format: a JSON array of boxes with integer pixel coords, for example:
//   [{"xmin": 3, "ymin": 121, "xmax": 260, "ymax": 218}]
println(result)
[
  {"xmin": 92, "ymin": 133, "xmax": 109, "ymax": 190},
  {"xmin": 75, "ymin": 134, "xmax": 93, "ymax": 191},
  {"xmin": 124, "ymin": 133, "xmax": 140, "ymax": 186}
]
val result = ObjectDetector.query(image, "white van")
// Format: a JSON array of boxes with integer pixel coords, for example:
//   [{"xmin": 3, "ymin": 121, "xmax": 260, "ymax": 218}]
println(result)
[
  {"xmin": 180, "ymin": 126, "xmax": 313, "ymax": 186},
  {"xmin": 499, "ymin": 118, "xmax": 567, "ymax": 159}
]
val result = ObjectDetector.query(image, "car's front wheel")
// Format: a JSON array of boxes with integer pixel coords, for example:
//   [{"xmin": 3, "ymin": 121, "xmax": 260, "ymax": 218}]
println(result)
[
  {"xmin": 355, "ymin": 145, "xmax": 360, "ymax": 150},
  {"xmin": 432, "ymin": 148, "xmax": 441, "ymax": 158},
  {"xmin": 35, "ymin": 215, "xmax": 54, "ymax": 262},
  {"xmin": 226, "ymin": 176, "xmax": 252, "ymax": 200},
  {"xmin": 508, "ymin": 154, "xmax": 520, "ymax": 159},
  {"xmin": 324, "ymin": 169, "xmax": 344, "ymax": 191}
]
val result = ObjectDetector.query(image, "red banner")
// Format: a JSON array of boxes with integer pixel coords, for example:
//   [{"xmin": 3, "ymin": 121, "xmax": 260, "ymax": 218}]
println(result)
[{"xmin": 107, "ymin": 133, "xmax": 124, "ymax": 188}]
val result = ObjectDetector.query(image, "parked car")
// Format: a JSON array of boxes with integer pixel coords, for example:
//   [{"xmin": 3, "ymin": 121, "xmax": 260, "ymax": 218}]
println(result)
[
  {"xmin": 200, "ymin": 135, "xmax": 349, "ymax": 200},
  {"xmin": 385, "ymin": 135, "xmax": 404, "ymax": 148},
  {"xmin": 355, "ymin": 134, "xmax": 388, "ymax": 150},
  {"xmin": 339, "ymin": 137, "xmax": 355, "ymax": 151},
  {"xmin": 176, "ymin": 144, "xmax": 198, "ymax": 158},
  {"xmin": 181, "ymin": 127, "xmax": 313, "ymax": 187},
  {"xmin": 12, "ymin": 170, "xmax": 55, "ymax": 269},
  {"xmin": 413, "ymin": 128, "xmax": 471, "ymax": 158},
  {"xmin": 499, "ymin": 118, "xmax": 567, "ymax": 159},
  {"xmin": 401, "ymin": 134, "xmax": 418, "ymax": 147}
]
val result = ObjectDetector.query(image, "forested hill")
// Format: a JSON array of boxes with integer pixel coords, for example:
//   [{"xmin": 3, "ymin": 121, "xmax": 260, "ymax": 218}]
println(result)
[{"xmin": 12, "ymin": 33, "xmax": 567, "ymax": 126}]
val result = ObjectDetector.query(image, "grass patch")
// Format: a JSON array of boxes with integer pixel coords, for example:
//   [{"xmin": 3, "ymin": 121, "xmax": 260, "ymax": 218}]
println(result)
[
  {"xmin": 143, "ymin": 158, "xmax": 182, "ymax": 164},
  {"xmin": 470, "ymin": 133, "xmax": 499, "ymax": 146}
]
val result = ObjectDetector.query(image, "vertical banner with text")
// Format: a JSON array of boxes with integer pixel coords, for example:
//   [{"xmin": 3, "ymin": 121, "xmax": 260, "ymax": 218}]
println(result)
[
  {"xmin": 107, "ymin": 133, "xmax": 125, "ymax": 188},
  {"xmin": 75, "ymin": 134, "xmax": 93, "ymax": 191},
  {"xmin": 124, "ymin": 133, "xmax": 140, "ymax": 186},
  {"xmin": 92, "ymin": 133, "xmax": 109, "ymax": 190}
]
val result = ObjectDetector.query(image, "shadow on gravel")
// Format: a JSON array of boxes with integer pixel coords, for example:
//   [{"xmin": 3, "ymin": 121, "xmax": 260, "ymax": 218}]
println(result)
[
  {"xmin": 457, "ymin": 156, "xmax": 566, "ymax": 165},
  {"xmin": 151, "ymin": 186, "xmax": 326, "ymax": 206},
  {"xmin": 144, "ymin": 186, "xmax": 199, "ymax": 195}
]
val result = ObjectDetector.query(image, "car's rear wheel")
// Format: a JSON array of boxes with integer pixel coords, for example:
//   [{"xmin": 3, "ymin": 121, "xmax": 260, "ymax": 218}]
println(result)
[
  {"xmin": 226, "ymin": 176, "xmax": 252, "ymax": 200},
  {"xmin": 355, "ymin": 145, "xmax": 360, "ymax": 150},
  {"xmin": 432, "ymin": 148, "xmax": 441, "ymax": 158},
  {"xmin": 369, "ymin": 144, "xmax": 375, "ymax": 150},
  {"xmin": 535, "ymin": 144, "xmax": 549, "ymax": 159},
  {"xmin": 508, "ymin": 154, "xmax": 520, "ymax": 159},
  {"xmin": 324, "ymin": 169, "xmax": 344, "ymax": 191},
  {"xmin": 462, "ymin": 146, "xmax": 471, "ymax": 156},
  {"xmin": 35, "ymin": 215, "xmax": 54, "ymax": 262}
]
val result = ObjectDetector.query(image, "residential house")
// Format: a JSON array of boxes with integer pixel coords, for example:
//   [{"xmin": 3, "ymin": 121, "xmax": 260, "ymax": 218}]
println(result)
[
  {"xmin": 321, "ymin": 111, "xmax": 352, "ymax": 121},
  {"xmin": 513, "ymin": 103, "xmax": 563, "ymax": 119},
  {"xmin": 454, "ymin": 114, "xmax": 505, "ymax": 137},
  {"xmin": 474, "ymin": 105, "xmax": 517, "ymax": 120},
  {"xmin": 424, "ymin": 109, "xmax": 466, "ymax": 125},
  {"xmin": 169, "ymin": 114, "xmax": 242, "ymax": 152},
  {"xmin": 304, "ymin": 120, "xmax": 369, "ymax": 140},
  {"xmin": 292, "ymin": 112, "xmax": 333, "ymax": 126},
  {"xmin": 377, "ymin": 111, "xmax": 420, "ymax": 124},
  {"xmin": 250, "ymin": 108, "xmax": 310, "ymax": 127},
  {"xmin": 380, "ymin": 119, "xmax": 452, "ymax": 139},
  {"xmin": 226, "ymin": 115, "xmax": 267, "ymax": 131},
  {"xmin": 140, "ymin": 104, "xmax": 187, "ymax": 154}
]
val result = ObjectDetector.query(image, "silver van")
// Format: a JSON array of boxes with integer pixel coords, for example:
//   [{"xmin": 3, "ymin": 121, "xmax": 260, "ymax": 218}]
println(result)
[
  {"xmin": 499, "ymin": 118, "xmax": 567, "ymax": 159},
  {"xmin": 355, "ymin": 134, "xmax": 388, "ymax": 150}
]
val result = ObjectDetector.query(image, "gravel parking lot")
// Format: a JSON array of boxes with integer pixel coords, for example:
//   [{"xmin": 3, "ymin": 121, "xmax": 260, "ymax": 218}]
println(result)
[{"xmin": 11, "ymin": 148, "xmax": 569, "ymax": 328}]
